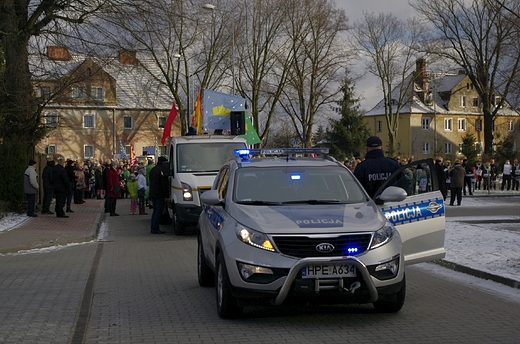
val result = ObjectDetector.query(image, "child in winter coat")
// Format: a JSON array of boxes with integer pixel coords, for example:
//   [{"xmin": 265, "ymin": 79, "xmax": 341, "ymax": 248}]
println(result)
[{"xmin": 127, "ymin": 174, "xmax": 138, "ymax": 215}]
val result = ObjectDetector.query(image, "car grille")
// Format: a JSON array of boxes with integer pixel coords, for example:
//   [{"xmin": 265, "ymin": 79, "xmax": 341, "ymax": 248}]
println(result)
[{"xmin": 272, "ymin": 234, "xmax": 372, "ymax": 258}]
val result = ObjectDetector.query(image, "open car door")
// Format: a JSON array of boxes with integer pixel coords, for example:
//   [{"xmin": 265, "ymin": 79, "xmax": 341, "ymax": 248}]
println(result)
[{"xmin": 373, "ymin": 158, "xmax": 446, "ymax": 265}]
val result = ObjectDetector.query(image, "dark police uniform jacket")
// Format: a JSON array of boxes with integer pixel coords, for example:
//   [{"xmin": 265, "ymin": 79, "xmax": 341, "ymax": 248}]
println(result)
[{"xmin": 354, "ymin": 149, "xmax": 401, "ymax": 198}]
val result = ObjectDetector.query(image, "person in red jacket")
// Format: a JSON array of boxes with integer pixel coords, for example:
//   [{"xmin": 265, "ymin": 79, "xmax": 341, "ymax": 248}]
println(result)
[{"xmin": 106, "ymin": 161, "xmax": 121, "ymax": 216}]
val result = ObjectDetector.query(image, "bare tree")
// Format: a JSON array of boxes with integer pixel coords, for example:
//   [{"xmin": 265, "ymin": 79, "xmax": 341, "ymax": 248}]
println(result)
[
  {"xmin": 0, "ymin": 0, "xmax": 108, "ymax": 152},
  {"xmin": 351, "ymin": 12, "xmax": 425, "ymax": 156},
  {"xmin": 232, "ymin": 0, "xmax": 292, "ymax": 143},
  {"xmin": 96, "ymin": 0, "xmax": 235, "ymax": 135},
  {"xmin": 279, "ymin": 0, "xmax": 350, "ymax": 148},
  {"xmin": 411, "ymin": 0, "xmax": 520, "ymax": 156}
]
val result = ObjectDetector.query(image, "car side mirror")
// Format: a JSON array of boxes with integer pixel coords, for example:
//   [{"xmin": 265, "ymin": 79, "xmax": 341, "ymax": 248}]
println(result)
[
  {"xmin": 375, "ymin": 186, "xmax": 407, "ymax": 204},
  {"xmin": 200, "ymin": 190, "xmax": 223, "ymax": 206}
]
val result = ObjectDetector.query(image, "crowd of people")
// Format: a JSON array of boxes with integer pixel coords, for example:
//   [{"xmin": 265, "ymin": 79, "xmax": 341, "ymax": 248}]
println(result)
[
  {"xmin": 24, "ymin": 154, "xmax": 171, "ymax": 234},
  {"xmin": 341, "ymin": 136, "xmax": 520, "ymax": 207}
]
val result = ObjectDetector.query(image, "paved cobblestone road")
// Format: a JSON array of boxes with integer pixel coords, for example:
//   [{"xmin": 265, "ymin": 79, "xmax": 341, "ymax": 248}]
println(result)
[{"xmin": 1, "ymin": 199, "xmax": 519, "ymax": 344}]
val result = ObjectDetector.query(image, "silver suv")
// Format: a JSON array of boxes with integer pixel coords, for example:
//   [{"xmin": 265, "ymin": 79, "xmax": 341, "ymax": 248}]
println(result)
[{"xmin": 198, "ymin": 148, "xmax": 445, "ymax": 318}]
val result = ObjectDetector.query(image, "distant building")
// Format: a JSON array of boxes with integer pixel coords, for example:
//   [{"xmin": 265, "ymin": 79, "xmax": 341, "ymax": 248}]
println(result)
[
  {"xmin": 32, "ymin": 46, "xmax": 180, "ymax": 163},
  {"xmin": 364, "ymin": 59, "xmax": 519, "ymax": 160}
]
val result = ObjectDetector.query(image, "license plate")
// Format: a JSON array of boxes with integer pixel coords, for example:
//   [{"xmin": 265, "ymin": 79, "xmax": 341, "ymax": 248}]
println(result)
[{"xmin": 301, "ymin": 264, "xmax": 357, "ymax": 278}]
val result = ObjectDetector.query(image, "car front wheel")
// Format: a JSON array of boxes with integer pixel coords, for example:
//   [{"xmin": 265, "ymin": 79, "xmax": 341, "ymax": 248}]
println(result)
[
  {"xmin": 373, "ymin": 275, "xmax": 406, "ymax": 313},
  {"xmin": 216, "ymin": 253, "xmax": 243, "ymax": 319},
  {"xmin": 198, "ymin": 234, "xmax": 214, "ymax": 287}
]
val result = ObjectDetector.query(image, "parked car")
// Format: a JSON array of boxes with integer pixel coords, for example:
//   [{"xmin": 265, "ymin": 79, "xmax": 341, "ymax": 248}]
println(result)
[{"xmin": 197, "ymin": 148, "xmax": 445, "ymax": 318}]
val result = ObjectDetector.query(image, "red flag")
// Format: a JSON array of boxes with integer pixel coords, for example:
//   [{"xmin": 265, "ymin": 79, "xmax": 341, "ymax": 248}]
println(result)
[
  {"xmin": 130, "ymin": 145, "xmax": 137, "ymax": 165},
  {"xmin": 191, "ymin": 88, "xmax": 202, "ymax": 134},
  {"xmin": 161, "ymin": 102, "xmax": 178, "ymax": 145}
]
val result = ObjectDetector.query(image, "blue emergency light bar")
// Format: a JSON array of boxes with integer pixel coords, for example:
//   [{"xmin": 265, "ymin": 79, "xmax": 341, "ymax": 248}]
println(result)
[{"xmin": 234, "ymin": 148, "xmax": 329, "ymax": 158}]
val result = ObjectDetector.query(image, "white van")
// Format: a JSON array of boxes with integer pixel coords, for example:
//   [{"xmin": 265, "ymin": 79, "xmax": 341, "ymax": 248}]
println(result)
[{"xmin": 167, "ymin": 135, "xmax": 247, "ymax": 234}]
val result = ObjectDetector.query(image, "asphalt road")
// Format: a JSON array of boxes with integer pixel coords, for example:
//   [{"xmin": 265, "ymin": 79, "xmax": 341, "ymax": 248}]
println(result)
[{"xmin": 1, "ymin": 199, "xmax": 519, "ymax": 344}]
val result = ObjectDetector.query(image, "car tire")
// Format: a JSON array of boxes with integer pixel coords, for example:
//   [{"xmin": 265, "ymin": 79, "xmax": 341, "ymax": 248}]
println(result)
[
  {"xmin": 198, "ymin": 234, "xmax": 215, "ymax": 287},
  {"xmin": 172, "ymin": 211, "xmax": 185, "ymax": 235},
  {"xmin": 373, "ymin": 275, "xmax": 406, "ymax": 313},
  {"xmin": 216, "ymin": 253, "xmax": 243, "ymax": 319}
]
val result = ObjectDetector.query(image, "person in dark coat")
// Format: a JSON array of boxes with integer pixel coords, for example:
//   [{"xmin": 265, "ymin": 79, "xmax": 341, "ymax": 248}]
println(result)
[
  {"xmin": 95, "ymin": 166, "xmax": 103, "ymax": 199},
  {"xmin": 41, "ymin": 156, "xmax": 55, "ymax": 214},
  {"xmin": 149, "ymin": 156, "xmax": 169, "ymax": 234},
  {"xmin": 435, "ymin": 158, "xmax": 447, "ymax": 200},
  {"xmin": 53, "ymin": 155, "xmax": 70, "ymax": 218},
  {"xmin": 449, "ymin": 159, "xmax": 465, "ymax": 206},
  {"xmin": 65, "ymin": 159, "xmax": 76, "ymax": 212},
  {"xmin": 354, "ymin": 136, "xmax": 401, "ymax": 199},
  {"xmin": 462, "ymin": 158, "xmax": 473, "ymax": 196},
  {"xmin": 106, "ymin": 161, "xmax": 121, "ymax": 216},
  {"xmin": 102, "ymin": 160, "xmax": 110, "ymax": 212}
]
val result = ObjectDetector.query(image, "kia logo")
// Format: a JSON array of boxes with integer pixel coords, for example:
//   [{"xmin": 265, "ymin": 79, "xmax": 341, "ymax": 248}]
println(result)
[{"xmin": 316, "ymin": 243, "xmax": 334, "ymax": 253}]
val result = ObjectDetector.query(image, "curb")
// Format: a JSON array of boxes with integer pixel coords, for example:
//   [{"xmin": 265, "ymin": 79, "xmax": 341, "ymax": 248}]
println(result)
[{"xmin": 434, "ymin": 259, "xmax": 520, "ymax": 289}]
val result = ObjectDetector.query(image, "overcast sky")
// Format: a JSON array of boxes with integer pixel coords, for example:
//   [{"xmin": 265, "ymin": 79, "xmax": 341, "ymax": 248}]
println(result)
[{"xmin": 335, "ymin": 0, "xmax": 415, "ymax": 110}]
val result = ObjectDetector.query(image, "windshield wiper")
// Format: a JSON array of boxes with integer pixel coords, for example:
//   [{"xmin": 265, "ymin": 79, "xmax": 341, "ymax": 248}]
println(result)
[
  {"xmin": 280, "ymin": 199, "xmax": 341, "ymax": 204},
  {"xmin": 236, "ymin": 200, "xmax": 281, "ymax": 205}
]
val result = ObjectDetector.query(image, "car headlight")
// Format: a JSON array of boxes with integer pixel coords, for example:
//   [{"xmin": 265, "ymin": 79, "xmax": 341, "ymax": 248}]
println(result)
[
  {"xmin": 236, "ymin": 225, "xmax": 276, "ymax": 252},
  {"xmin": 181, "ymin": 182, "xmax": 193, "ymax": 201},
  {"xmin": 369, "ymin": 224, "xmax": 395, "ymax": 250}
]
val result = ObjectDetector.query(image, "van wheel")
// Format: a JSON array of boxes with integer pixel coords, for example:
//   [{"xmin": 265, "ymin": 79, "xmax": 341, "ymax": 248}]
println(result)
[{"xmin": 173, "ymin": 212, "xmax": 185, "ymax": 235}]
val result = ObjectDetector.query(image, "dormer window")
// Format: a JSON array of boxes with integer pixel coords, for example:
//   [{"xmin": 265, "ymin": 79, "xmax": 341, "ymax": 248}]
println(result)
[
  {"xmin": 91, "ymin": 86, "xmax": 104, "ymax": 100},
  {"xmin": 72, "ymin": 86, "xmax": 86, "ymax": 100}
]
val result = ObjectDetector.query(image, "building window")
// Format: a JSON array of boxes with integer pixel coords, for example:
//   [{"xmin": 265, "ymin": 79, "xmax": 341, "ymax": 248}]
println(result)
[
  {"xmin": 475, "ymin": 119, "xmax": 482, "ymax": 131},
  {"xmin": 36, "ymin": 86, "xmax": 51, "ymax": 100},
  {"xmin": 44, "ymin": 113, "xmax": 59, "ymax": 128},
  {"xmin": 444, "ymin": 142, "xmax": 452, "ymax": 154},
  {"xmin": 159, "ymin": 146, "xmax": 167, "ymax": 156},
  {"xmin": 83, "ymin": 114, "xmax": 95, "ymax": 128},
  {"xmin": 123, "ymin": 116, "xmax": 133, "ymax": 129},
  {"xmin": 377, "ymin": 120, "xmax": 383, "ymax": 132},
  {"xmin": 46, "ymin": 144, "xmax": 56, "ymax": 155},
  {"xmin": 492, "ymin": 96, "xmax": 502, "ymax": 107},
  {"xmin": 91, "ymin": 86, "xmax": 104, "ymax": 100},
  {"xmin": 422, "ymin": 142, "xmax": 430, "ymax": 154},
  {"xmin": 508, "ymin": 120, "xmax": 514, "ymax": 131},
  {"xmin": 444, "ymin": 118, "xmax": 453, "ymax": 131},
  {"xmin": 71, "ymin": 86, "xmax": 86, "ymax": 100},
  {"xmin": 158, "ymin": 116, "xmax": 167, "ymax": 129},
  {"xmin": 460, "ymin": 96, "xmax": 467, "ymax": 107},
  {"xmin": 458, "ymin": 118, "xmax": 466, "ymax": 132},
  {"xmin": 473, "ymin": 97, "xmax": 479, "ymax": 107},
  {"xmin": 84, "ymin": 145, "xmax": 94, "ymax": 158},
  {"xmin": 422, "ymin": 117, "xmax": 431, "ymax": 130}
]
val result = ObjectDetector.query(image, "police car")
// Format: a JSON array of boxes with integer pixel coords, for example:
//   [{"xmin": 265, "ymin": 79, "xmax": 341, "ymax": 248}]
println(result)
[{"xmin": 197, "ymin": 148, "xmax": 445, "ymax": 318}]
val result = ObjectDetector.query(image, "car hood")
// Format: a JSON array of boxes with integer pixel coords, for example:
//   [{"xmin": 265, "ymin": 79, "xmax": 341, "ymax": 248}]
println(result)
[{"xmin": 229, "ymin": 202, "xmax": 387, "ymax": 234}]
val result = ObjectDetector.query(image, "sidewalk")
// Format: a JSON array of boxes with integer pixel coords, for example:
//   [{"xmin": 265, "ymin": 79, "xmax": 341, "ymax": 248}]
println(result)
[{"xmin": 0, "ymin": 199, "xmax": 104, "ymax": 254}]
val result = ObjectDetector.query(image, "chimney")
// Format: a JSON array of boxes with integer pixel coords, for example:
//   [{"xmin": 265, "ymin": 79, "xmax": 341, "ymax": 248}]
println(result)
[
  {"xmin": 415, "ymin": 58, "xmax": 427, "ymax": 102},
  {"xmin": 119, "ymin": 50, "xmax": 138, "ymax": 66},
  {"xmin": 47, "ymin": 46, "xmax": 71, "ymax": 61}
]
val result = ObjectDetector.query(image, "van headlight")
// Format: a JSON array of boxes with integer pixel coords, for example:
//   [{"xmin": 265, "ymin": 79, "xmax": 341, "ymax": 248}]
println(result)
[
  {"xmin": 369, "ymin": 224, "xmax": 395, "ymax": 250},
  {"xmin": 181, "ymin": 182, "xmax": 193, "ymax": 201},
  {"xmin": 236, "ymin": 225, "xmax": 276, "ymax": 252}
]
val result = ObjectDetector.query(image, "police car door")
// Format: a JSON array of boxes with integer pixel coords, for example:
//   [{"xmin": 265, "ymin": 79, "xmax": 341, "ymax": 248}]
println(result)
[{"xmin": 374, "ymin": 158, "xmax": 446, "ymax": 265}]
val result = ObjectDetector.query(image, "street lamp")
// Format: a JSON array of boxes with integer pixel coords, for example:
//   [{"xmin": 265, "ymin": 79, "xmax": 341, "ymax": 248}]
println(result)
[
  {"xmin": 203, "ymin": 3, "xmax": 236, "ymax": 95},
  {"xmin": 174, "ymin": 53, "xmax": 193, "ymax": 130}
]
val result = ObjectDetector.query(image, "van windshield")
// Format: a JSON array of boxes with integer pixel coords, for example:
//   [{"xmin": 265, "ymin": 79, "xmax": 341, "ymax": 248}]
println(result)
[{"xmin": 177, "ymin": 142, "xmax": 246, "ymax": 173}]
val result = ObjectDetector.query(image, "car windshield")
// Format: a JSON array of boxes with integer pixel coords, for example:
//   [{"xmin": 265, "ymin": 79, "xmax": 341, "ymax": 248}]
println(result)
[
  {"xmin": 234, "ymin": 166, "xmax": 366, "ymax": 204},
  {"xmin": 177, "ymin": 142, "xmax": 245, "ymax": 173}
]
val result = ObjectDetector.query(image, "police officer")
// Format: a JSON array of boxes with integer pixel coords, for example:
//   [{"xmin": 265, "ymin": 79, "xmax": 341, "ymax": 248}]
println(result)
[{"xmin": 354, "ymin": 136, "xmax": 401, "ymax": 198}]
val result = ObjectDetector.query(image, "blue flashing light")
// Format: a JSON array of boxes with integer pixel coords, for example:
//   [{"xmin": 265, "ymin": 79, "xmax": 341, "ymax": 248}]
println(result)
[
  {"xmin": 346, "ymin": 247, "xmax": 359, "ymax": 255},
  {"xmin": 290, "ymin": 174, "xmax": 301, "ymax": 180},
  {"xmin": 235, "ymin": 149, "xmax": 251, "ymax": 156}
]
